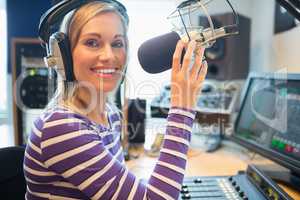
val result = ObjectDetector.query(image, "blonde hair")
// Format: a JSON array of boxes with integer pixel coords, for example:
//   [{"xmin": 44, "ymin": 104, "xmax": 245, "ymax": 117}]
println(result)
[{"xmin": 47, "ymin": 1, "xmax": 129, "ymax": 110}]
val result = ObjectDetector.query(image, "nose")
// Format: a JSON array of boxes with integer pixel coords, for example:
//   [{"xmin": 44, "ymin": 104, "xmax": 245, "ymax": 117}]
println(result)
[{"xmin": 98, "ymin": 44, "xmax": 114, "ymax": 62}]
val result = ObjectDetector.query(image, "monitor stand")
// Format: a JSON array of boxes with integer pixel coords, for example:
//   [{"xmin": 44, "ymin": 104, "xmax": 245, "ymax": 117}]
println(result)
[{"xmin": 255, "ymin": 163, "xmax": 300, "ymax": 192}]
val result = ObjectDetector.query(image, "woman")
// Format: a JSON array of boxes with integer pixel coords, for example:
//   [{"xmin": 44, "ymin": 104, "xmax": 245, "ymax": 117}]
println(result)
[{"xmin": 24, "ymin": 1, "xmax": 207, "ymax": 199}]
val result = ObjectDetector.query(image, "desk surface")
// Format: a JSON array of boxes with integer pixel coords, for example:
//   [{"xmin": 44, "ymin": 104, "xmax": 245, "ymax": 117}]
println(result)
[{"xmin": 125, "ymin": 140, "xmax": 300, "ymax": 200}]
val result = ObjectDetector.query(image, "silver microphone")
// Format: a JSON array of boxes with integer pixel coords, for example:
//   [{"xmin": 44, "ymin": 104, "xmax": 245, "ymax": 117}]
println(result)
[{"xmin": 138, "ymin": 0, "xmax": 239, "ymax": 74}]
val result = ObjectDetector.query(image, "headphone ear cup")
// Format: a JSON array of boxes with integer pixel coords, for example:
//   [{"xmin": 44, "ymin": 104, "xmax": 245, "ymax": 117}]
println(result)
[{"xmin": 48, "ymin": 32, "xmax": 75, "ymax": 82}]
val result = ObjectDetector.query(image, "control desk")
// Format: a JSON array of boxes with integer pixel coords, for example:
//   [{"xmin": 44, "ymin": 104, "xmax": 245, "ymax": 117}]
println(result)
[{"xmin": 126, "ymin": 140, "xmax": 300, "ymax": 200}]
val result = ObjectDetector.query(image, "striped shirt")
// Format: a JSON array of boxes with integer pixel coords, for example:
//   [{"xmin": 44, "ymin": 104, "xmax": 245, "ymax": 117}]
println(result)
[{"xmin": 24, "ymin": 104, "xmax": 196, "ymax": 200}]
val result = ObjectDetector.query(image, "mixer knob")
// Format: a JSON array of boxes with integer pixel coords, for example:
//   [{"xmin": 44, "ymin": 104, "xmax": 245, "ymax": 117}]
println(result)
[
  {"xmin": 182, "ymin": 193, "xmax": 191, "ymax": 199},
  {"xmin": 239, "ymin": 191, "xmax": 245, "ymax": 197},
  {"xmin": 181, "ymin": 188, "xmax": 189, "ymax": 194},
  {"xmin": 194, "ymin": 178, "xmax": 202, "ymax": 183}
]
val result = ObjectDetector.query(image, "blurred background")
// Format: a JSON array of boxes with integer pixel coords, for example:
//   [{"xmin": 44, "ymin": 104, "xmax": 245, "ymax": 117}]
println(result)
[{"xmin": 0, "ymin": 0, "xmax": 299, "ymax": 147}]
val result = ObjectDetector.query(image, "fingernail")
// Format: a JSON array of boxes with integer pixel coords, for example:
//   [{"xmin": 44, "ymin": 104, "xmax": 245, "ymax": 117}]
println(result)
[
  {"xmin": 191, "ymin": 40, "xmax": 196, "ymax": 48},
  {"xmin": 203, "ymin": 61, "xmax": 208, "ymax": 70}
]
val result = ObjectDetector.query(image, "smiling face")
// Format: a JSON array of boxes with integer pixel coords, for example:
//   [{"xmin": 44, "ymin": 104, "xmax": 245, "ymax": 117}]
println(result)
[{"xmin": 72, "ymin": 11, "xmax": 126, "ymax": 93}]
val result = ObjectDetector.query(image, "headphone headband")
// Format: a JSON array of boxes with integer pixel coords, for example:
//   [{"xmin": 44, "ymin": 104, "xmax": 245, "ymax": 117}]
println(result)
[{"xmin": 39, "ymin": 0, "xmax": 128, "ymax": 44}]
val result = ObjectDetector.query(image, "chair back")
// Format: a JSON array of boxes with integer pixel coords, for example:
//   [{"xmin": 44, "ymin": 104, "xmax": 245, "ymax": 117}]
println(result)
[{"xmin": 0, "ymin": 146, "xmax": 26, "ymax": 200}]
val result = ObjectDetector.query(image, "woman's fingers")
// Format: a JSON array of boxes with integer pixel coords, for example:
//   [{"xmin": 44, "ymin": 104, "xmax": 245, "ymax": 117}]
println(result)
[
  {"xmin": 172, "ymin": 40, "xmax": 184, "ymax": 74},
  {"xmin": 170, "ymin": 39, "xmax": 208, "ymax": 109},
  {"xmin": 173, "ymin": 39, "xmax": 207, "ymax": 83},
  {"xmin": 181, "ymin": 40, "xmax": 196, "ymax": 77},
  {"xmin": 196, "ymin": 60, "xmax": 208, "ymax": 85},
  {"xmin": 190, "ymin": 47, "xmax": 205, "ymax": 80}
]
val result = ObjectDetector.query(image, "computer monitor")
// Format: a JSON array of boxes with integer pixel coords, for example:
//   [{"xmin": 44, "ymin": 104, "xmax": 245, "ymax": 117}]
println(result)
[{"xmin": 231, "ymin": 72, "xmax": 300, "ymax": 188}]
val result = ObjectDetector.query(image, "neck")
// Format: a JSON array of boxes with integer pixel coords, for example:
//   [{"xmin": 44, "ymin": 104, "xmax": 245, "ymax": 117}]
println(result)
[{"xmin": 67, "ymin": 87, "xmax": 108, "ymax": 122}]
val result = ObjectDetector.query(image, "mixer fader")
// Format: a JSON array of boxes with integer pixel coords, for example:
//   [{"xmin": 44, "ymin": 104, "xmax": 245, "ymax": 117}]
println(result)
[{"xmin": 180, "ymin": 165, "xmax": 293, "ymax": 200}]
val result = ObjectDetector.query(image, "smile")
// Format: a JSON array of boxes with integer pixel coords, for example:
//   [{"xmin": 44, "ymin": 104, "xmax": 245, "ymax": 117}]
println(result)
[{"xmin": 91, "ymin": 68, "xmax": 119, "ymax": 78}]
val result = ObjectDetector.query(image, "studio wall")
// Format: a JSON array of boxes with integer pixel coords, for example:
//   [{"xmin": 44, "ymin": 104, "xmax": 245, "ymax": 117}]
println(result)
[{"xmin": 6, "ymin": 0, "xmax": 51, "ymax": 73}]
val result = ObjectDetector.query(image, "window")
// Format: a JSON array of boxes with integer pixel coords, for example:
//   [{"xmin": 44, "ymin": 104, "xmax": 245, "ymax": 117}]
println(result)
[
  {"xmin": 0, "ymin": 1, "xmax": 7, "ymax": 113},
  {"xmin": 121, "ymin": 0, "xmax": 175, "ymax": 100}
]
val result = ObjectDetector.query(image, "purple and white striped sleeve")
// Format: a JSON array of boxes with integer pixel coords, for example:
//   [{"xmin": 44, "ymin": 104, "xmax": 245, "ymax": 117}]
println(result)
[{"xmin": 146, "ymin": 107, "xmax": 196, "ymax": 200}]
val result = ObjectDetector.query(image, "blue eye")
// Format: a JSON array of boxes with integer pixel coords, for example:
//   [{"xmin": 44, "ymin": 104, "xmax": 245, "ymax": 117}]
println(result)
[
  {"xmin": 112, "ymin": 40, "xmax": 124, "ymax": 48},
  {"xmin": 84, "ymin": 39, "xmax": 99, "ymax": 48}
]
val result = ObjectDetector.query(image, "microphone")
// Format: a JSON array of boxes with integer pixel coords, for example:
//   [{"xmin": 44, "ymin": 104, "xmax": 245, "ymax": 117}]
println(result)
[
  {"xmin": 137, "ymin": 31, "xmax": 180, "ymax": 74},
  {"xmin": 138, "ymin": 26, "xmax": 238, "ymax": 74}
]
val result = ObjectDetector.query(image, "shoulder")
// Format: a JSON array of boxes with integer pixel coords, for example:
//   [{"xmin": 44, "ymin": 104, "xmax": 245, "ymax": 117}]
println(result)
[
  {"xmin": 44, "ymin": 107, "xmax": 89, "ymax": 124},
  {"xmin": 37, "ymin": 106, "xmax": 93, "ymax": 140}
]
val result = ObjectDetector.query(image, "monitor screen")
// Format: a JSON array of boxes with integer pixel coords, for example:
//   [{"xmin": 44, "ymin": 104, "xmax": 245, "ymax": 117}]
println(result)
[{"xmin": 232, "ymin": 73, "xmax": 300, "ymax": 175}]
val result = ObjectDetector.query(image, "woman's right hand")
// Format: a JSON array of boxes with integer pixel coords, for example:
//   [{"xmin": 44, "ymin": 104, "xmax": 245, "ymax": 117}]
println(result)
[{"xmin": 170, "ymin": 40, "xmax": 208, "ymax": 110}]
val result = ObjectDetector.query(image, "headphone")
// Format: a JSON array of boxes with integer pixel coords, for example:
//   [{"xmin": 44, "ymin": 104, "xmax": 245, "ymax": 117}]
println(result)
[{"xmin": 38, "ymin": 0, "xmax": 129, "ymax": 82}]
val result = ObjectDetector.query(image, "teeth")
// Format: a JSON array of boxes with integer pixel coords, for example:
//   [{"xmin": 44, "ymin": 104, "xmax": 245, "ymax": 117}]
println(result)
[{"xmin": 93, "ymin": 69, "xmax": 116, "ymax": 74}]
